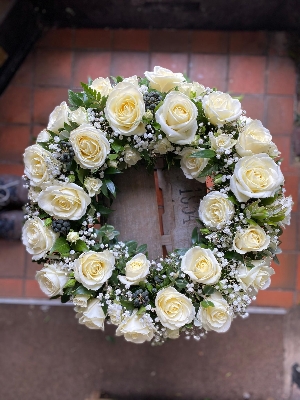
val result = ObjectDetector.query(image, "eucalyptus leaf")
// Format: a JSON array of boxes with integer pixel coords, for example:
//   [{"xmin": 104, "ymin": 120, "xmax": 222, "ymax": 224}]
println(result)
[{"xmin": 191, "ymin": 149, "xmax": 216, "ymax": 158}]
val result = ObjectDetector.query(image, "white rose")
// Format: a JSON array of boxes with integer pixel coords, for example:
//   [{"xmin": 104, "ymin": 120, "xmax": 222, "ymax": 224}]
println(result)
[
  {"xmin": 178, "ymin": 81, "xmax": 205, "ymax": 98},
  {"xmin": 202, "ymin": 92, "xmax": 242, "ymax": 126},
  {"xmin": 74, "ymin": 250, "xmax": 115, "ymax": 290},
  {"xmin": 24, "ymin": 144, "xmax": 53, "ymax": 187},
  {"xmin": 118, "ymin": 253, "xmax": 150, "ymax": 286},
  {"xmin": 180, "ymin": 147, "xmax": 208, "ymax": 183},
  {"xmin": 166, "ymin": 328, "xmax": 180, "ymax": 339},
  {"xmin": 156, "ymin": 91, "xmax": 198, "ymax": 145},
  {"xmin": 38, "ymin": 183, "xmax": 91, "ymax": 220},
  {"xmin": 116, "ymin": 311, "xmax": 155, "ymax": 344},
  {"xmin": 196, "ymin": 292, "xmax": 233, "ymax": 333},
  {"xmin": 237, "ymin": 259, "xmax": 274, "ymax": 293},
  {"xmin": 230, "ymin": 154, "xmax": 284, "ymax": 202},
  {"xmin": 210, "ymin": 133, "xmax": 237, "ymax": 151},
  {"xmin": 90, "ymin": 77, "xmax": 112, "ymax": 96},
  {"xmin": 68, "ymin": 107, "xmax": 88, "ymax": 125},
  {"xmin": 124, "ymin": 145, "xmax": 142, "ymax": 166},
  {"xmin": 105, "ymin": 81, "xmax": 145, "ymax": 136},
  {"xmin": 76, "ymin": 299, "xmax": 106, "ymax": 330},
  {"xmin": 155, "ymin": 287, "xmax": 195, "ymax": 330},
  {"xmin": 236, "ymin": 119, "xmax": 279, "ymax": 157},
  {"xmin": 233, "ymin": 225, "xmax": 270, "ymax": 254},
  {"xmin": 84, "ymin": 177, "xmax": 102, "ymax": 197},
  {"xmin": 73, "ymin": 294, "xmax": 90, "ymax": 308},
  {"xmin": 153, "ymin": 138, "xmax": 174, "ymax": 155},
  {"xmin": 123, "ymin": 75, "xmax": 139, "ymax": 86},
  {"xmin": 37, "ymin": 129, "xmax": 51, "ymax": 142},
  {"xmin": 107, "ymin": 303, "xmax": 123, "ymax": 325},
  {"xmin": 22, "ymin": 216, "xmax": 58, "ymax": 260},
  {"xmin": 145, "ymin": 66, "xmax": 185, "ymax": 92},
  {"xmin": 199, "ymin": 191, "xmax": 235, "ymax": 228},
  {"xmin": 181, "ymin": 246, "xmax": 221, "ymax": 284},
  {"xmin": 47, "ymin": 101, "xmax": 70, "ymax": 133},
  {"xmin": 35, "ymin": 264, "xmax": 68, "ymax": 297},
  {"xmin": 69, "ymin": 124, "xmax": 110, "ymax": 169},
  {"xmin": 66, "ymin": 231, "xmax": 80, "ymax": 243}
]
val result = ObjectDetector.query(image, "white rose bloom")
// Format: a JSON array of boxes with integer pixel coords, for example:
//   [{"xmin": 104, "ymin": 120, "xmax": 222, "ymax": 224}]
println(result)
[
  {"xmin": 22, "ymin": 216, "xmax": 58, "ymax": 260},
  {"xmin": 105, "ymin": 81, "xmax": 145, "ymax": 136},
  {"xmin": 116, "ymin": 311, "xmax": 155, "ymax": 344},
  {"xmin": 233, "ymin": 226, "xmax": 270, "ymax": 254},
  {"xmin": 24, "ymin": 144, "xmax": 53, "ymax": 187},
  {"xmin": 37, "ymin": 129, "xmax": 51, "ymax": 142},
  {"xmin": 69, "ymin": 124, "xmax": 110, "ymax": 169},
  {"xmin": 118, "ymin": 253, "xmax": 150, "ymax": 286},
  {"xmin": 210, "ymin": 133, "xmax": 237, "ymax": 151},
  {"xmin": 47, "ymin": 101, "xmax": 70, "ymax": 133},
  {"xmin": 76, "ymin": 299, "xmax": 106, "ymax": 330},
  {"xmin": 180, "ymin": 147, "xmax": 208, "ymax": 183},
  {"xmin": 155, "ymin": 287, "xmax": 195, "ymax": 330},
  {"xmin": 199, "ymin": 191, "xmax": 235, "ymax": 228},
  {"xmin": 90, "ymin": 77, "xmax": 112, "ymax": 96},
  {"xmin": 107, "ymin": 303, "xmax": 123, "ymax": 325},
  {"xmin": 123, "ymin": 75, "xmax": 139, "ymax": 86},
  {"xmin": 123, "ymin": 145, "xmax": 142, "ymax": 166},
  {"xmin": 66, "ymin": 231, "xmax": 80, "ymax": 243},
  {"xmin": 236, "ymin": 119, "xmax": 279, "ymax": 157},
  {"xmin": 74, "ymin": 250, "xmax": 115, "ymax": 290},
  {"xmin": 178, "ymin": 81, "xmax": 205, "ymax": 98},
  {"xmin": 35, "ymin": 264, "xmax": 68, "ymax": 297},
  {"xmin": 166, "ymin": 328, "xmax": 180, "ymax": 339},
  {"xmin": 181, "ymin": 246, "xmax": 221, "ymax": 284},
  {"xmin": 230, "ymin": 153, "xmax": 284, "ymax": 202},
  {"xmin": 196, "ymin": 292, "xmax": 233, "ymax": 333},
  {"xmin": 145, "ymin": 66, "xmax": 185, "ymax": 92},
  {"xmin": 73, "ymin": 294, "xmax": 90, "ymax": 308},
  {"xmin": 156, "ymin": 91, "xmax": 198, "ymax": 145},
  {"xmin": 84, "ymin": 177, "xmax": 102, "ymax": 197},
  {"xmin": 153, "ymin": 137, "xmax": 174, "ymax": 155},
  {"xmin": 202, "ymin": 92, "xmax": 242, "ymax": 126},
  {"xmin": 68, "ymin": 107, "xmax": 88, "ymax": 125},
  {"xmin": 237, "ymin": 259, "xmax": 274, "ymax": 293},
  {"xmin": 38, "ymin": 183, "xmax": 91, "ymax": 220}
]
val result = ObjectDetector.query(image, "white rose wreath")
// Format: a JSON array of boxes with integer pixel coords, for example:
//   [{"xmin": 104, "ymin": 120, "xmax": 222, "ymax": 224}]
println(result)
[{"xmin": 22, "ymin": 67, "xmax": 293, "ymax": 345}]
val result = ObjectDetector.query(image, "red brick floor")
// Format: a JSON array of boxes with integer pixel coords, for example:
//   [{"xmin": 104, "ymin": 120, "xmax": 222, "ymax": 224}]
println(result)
[{"xmin": 0, "ymin": 29, "xmax": 299, "ymax": 307}]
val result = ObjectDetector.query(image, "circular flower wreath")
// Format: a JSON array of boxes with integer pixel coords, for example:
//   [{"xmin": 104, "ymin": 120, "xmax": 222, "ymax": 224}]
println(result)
[{"xmin": 22, "ymin": 66, "xmax": 293, "ymax": 345}]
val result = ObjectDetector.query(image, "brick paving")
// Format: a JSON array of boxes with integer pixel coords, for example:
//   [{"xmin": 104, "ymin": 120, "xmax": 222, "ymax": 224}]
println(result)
[{"xmin": 0, "ymin": 29, "xmax": 299, "ymax": 306}]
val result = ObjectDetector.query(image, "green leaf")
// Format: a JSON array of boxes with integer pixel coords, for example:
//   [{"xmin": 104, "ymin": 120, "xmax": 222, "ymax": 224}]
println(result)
[
  {"xmin": 50, "ymin": 237, "xmax": 70, "ymax": 255},
  {"xmin": 174, "ymin": 248, "xmax": 189, "ymax": 256},
  {"xmin": 146, "ymin": 283, "xmax": 153, "ymax": 293},
  {"xmin": 110, "ymin": 270, "xmax": 119, "ymax": 285},
  {"xmin": 198, "ymin": 163, "xmax": 218, "ymax": 178},
  {"xmin": 104, "ymin": 167, "xmax": 122, "ymax": 175},
  {"xmin": 59, "ymin": 130, "xmax": 70, "ymax": 140},
  {"xmin": 61, "ymin": 294, "xmax": 71, "ymax": 303},
  {"xmin": 203, "ymin": 285, "xmax": 215, "ymax": 295},
  {"xmin": 273, "ymin": 254, "xmax": 280, "ymax": 265},
  {"xmin": 120, "ymin": 300, "xmax": 135, "ymax": 311},
  {"xmin": 191, "ymin": 227, "xmax": 199, "ymax": 245},
  {"xmin": 105, "ymin": 179, "xmax": 116, "ymax": 197},
  {"xmin": 111, "ymin": 140, "xmax": 123, "ymax": 153},
  {"xmin": 73, "ymin": 285, "xmax": 93, "ymax": 296},
  {"xmin": 175, "ymin": 279, "xmax": 188, "ymax": 290},
  {"xmin": 260, "ymin": 196, "xmax": 276, "ymax": 206},
  {"xmin": 108, "ymin": 153, "xmax": 119, "ymax": 160},
  {"xmin": 225, "ymin": 251, "xmax": 244, "ymax": 262},
  {"xmin": 116, "ymin": 76, "xmax": 123, "ymax": 83},
  {"xmin": 191, "ymin": 149, "xmax": 216, "ymax": 158},
  {"xmin": 64, "ymin": 278, "xmax": 76, "ymax": 288},
  {"xmin": 126, "ymin": 240, "xmax": 138, "ymax": 254},
  {"xmin": 136, "ymin": 244, "xmax": 147, "ymax": 254},
  {"xmin": 137, "ymin": 306, "xmax": 147, "ymax": 315},
  {"xmin": 101, "ymin": 181, "xmax": 108, "ymax": 197},
  {"xmin": 44, "ymin": 218, "xmax": 52, "ymax": 227},
  {"xmin": 201, "ymin": 300, "xmax": 214, "ymax": 308},
  {"xmin": 68, "ymin": 90, "xmax": 84, "ymax": 109},
  {"xmin": 77, "ymin": 167, "xmax": 89, "ymax": 185},
  {"xmin": 73, "ymin": 239, "xmax": 89, "ymax": 253},
  {"xmin": 95, "ymin": 204, "xmax": 113, "ymax": 215}
]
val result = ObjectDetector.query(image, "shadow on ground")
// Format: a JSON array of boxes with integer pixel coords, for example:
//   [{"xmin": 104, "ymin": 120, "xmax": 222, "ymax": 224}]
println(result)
[{"xmin": 0, "ymin": 305, "xmax": 285, "ymax": 400}]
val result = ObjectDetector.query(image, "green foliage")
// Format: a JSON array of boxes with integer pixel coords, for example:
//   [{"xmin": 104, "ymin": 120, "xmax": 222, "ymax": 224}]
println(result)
[
  {"xmin": 50, "ymin": 237, "xmax": 70, "ymax": 255},
  {"xmin": 203, "ymin": 285, "xmax": 215, "ymax": 295},
  {"xmin": 191, "ymin": 149, "xmax": 216, "ymax": 158},
  {"xmin": 68, "ymin": 90, "xmax": 85, "ymax": 109},
  {"xmin": 201, "ymin": 300, "xmax": 214, "ymax": 308},
  {"xmin": 73, "ymin": 239, "xmax": 89, "ymax": 253}
]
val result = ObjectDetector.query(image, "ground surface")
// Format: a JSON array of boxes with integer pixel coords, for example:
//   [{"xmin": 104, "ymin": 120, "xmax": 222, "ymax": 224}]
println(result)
[{"xmin": 1, "ymin": 304, "xmax": 297, "ymax": 400}]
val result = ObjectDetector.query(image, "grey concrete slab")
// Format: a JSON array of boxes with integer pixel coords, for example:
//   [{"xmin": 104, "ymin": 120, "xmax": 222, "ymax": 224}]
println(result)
[{"xmin": 0, "ymin": 304, "xmax": 286, "ymax": 400}]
